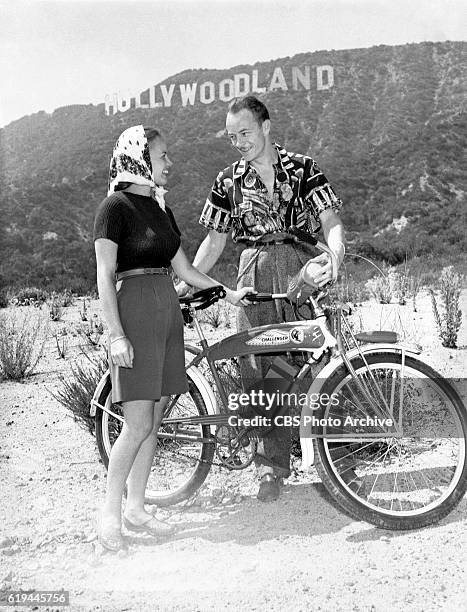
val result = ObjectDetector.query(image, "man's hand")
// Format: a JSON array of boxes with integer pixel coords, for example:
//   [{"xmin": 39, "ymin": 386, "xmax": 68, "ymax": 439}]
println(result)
[
  {"xmin": 176, "ymin": 281, "xmax": 192, "ymax": 298},
  {"xmin": 225, "ymin": 287, "xmax": 256, "ymax": 306},
  {"xmin": 308, "ymin": 253, "xmax": 333, "ymax": 288}
]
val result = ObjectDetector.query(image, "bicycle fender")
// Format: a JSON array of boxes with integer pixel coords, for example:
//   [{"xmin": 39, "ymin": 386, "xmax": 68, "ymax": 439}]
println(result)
[
  {"xmin": 89, "ymin": 370, "xmax": 110, "ymax": 417},
  {"xmin": 89, "ymin": 365, "xmax": 218, "ymax": 422},
  {"xmin": 186, "ymin": 365, "xmax": 218, "ymax": 422},
  {"xmin": 299, "ymin": 342, "xmax": 422, "ymax": 467}
]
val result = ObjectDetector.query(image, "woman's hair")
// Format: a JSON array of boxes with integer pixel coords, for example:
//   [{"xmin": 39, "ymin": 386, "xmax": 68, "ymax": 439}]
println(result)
[
  {"xmin": 114, "ymin": 182, "xmax": 133, "ymax": 191},
  {"xmin": 227, "ymin": 95, "xmax": 270, "ymax": 125},
  {"xmin": 143, "ymin": 126, "xmax": 162, "ymax": 143}
]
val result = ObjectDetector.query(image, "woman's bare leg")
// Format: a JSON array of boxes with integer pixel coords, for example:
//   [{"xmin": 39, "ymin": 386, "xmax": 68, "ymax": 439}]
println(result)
[
  {"xmin": 124, "ymin": 397, "xmax": 168, "ymax": 524},
  {"xmin": 101, "ymin": 399, "xmax": 155, "ymax": 525}
]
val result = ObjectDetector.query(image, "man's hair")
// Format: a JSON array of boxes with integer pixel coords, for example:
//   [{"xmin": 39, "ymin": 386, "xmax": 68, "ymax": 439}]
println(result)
[
  {"xmin": 227, "ymin": 95, "xmax": 270, "ymax": 125},
  {"xmin": 143, "ymin": 126, "xmax": 162, "ymax": 143}
]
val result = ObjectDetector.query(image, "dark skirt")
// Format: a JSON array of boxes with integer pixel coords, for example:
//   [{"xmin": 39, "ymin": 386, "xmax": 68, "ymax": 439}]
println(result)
[{"xmin": 110, "ymin": 274, "xmax": 188, "ymax": 403}]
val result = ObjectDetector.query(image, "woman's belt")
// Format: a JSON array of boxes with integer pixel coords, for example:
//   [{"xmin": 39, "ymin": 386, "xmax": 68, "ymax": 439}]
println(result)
[{"xmin": 116, "ymin": 267, "xmax": 169, "ymax": 281}]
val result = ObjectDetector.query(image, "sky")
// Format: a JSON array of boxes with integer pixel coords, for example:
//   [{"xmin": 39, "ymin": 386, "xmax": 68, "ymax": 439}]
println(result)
[{"xmin": 1, "ymin": 0, "xmax": 466, "ymax": 127}]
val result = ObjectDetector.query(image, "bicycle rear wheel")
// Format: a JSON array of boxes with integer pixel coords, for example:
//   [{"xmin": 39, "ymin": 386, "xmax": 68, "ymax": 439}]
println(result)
[
  {"xmin": 95, "ymin": 372, "xmax": 215, "ymax": 506},
  {"xmin": 313, "ymin": 352, "xmax": 467, "ymax": 530}
]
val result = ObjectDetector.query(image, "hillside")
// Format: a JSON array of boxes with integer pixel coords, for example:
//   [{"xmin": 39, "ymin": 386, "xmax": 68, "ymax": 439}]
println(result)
[{"xmin": 0, "ymin": 41, "xmax": 466, "ymax": 291}]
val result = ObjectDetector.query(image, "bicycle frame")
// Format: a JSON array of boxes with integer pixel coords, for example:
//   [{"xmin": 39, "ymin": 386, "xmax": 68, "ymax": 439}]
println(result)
[
  {"xmin": 90, "ymin": 236, "xmax": 425, "ymax": 469},
  {"xmin": 185, "ymin": 277, "xmax": 428, "ymax": 451}
]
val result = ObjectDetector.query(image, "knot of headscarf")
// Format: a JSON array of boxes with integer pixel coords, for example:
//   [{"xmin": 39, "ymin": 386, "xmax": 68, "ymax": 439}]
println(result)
[
  {"xmin": 107, "ymin": 125, "xmax": 155, "ymax": 196},
  {"xmin": 151, "ymin": 185, "xmax": 167, "ymax": 211}
]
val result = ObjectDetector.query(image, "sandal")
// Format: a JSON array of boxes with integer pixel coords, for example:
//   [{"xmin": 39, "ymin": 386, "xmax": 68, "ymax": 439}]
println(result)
[
  {"xmin": 98, "ymin": 519, "xmax": 127, "ymax": 552},
  {"xmin": 123, "ymin": 515, "xmax": 175, "ymax": 537}
]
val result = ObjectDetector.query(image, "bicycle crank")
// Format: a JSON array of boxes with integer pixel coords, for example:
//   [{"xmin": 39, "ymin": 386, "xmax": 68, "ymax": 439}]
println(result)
[{"xmin": 214, "ymin": 425, "xmax": 258, "ymax": 470}]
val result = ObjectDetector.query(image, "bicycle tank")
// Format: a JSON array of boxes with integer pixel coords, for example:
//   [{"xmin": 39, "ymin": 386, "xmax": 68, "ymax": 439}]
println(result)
[{"xmin": 208, "ymin": 319, "xmax": 336, "ymax": 360}]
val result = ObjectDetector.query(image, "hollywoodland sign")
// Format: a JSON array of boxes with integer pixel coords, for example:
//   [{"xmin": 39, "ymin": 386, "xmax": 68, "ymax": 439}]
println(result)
[{"xmin": 104, "ymin": 64, "xmax": 334, "ymax": 115}]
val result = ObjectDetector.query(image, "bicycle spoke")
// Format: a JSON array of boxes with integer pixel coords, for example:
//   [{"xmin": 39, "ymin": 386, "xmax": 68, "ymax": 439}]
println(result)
[{"xmin": 319, "ymin": 355, "xmax": 466, "ymax": 520}]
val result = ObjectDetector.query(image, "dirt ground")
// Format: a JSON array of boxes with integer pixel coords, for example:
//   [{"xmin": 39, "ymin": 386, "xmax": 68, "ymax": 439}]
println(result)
[{"xmin": 0, "ymin": 290, "xmax": 466, "ymax": 612}]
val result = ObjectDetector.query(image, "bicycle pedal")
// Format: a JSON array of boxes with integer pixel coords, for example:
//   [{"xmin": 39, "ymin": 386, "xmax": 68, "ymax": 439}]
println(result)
[{"xmin": 238, "ymin": 432, "xmax": 250, "ymax": 448}]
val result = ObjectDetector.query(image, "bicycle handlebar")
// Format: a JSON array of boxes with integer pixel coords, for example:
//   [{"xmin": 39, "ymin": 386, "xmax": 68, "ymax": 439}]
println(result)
[
  {"xmin": 179, "ymin": 285, "xmax": 226, "ymax": 310},
  {"xmin": 178, "ymin": 228, "xmax": 338, "ymax": 312}
]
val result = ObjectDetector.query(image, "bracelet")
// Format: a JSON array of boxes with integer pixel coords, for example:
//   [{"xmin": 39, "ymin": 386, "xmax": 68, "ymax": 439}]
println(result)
[{"xmin": 110, "ymin": 335, "xmax": 127, "ymax": 344}]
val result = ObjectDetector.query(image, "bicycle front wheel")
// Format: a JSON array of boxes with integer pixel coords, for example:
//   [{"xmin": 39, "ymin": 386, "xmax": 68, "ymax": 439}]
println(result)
[
  {"xmin": 95, "ymin": 372, "xmax": 215, "ymax": 506},
  {"xmin": 313, "ymin": 352, "xmax": 467, "ymax": 530}
]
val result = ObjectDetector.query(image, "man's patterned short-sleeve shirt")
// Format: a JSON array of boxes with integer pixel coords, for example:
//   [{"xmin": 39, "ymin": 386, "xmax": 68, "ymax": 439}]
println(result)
[{"xmin": 199, "ymin": 143, "xmax": 342, "ymax": 242}]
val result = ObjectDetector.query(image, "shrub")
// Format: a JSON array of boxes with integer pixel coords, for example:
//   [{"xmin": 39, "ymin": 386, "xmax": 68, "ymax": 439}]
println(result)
[
  {"xmin": 331, "ymin": 276, "xmax": 370, "ymax": 305},
  {"xmin": 429, "ymin": 266, "xmax": 463, "ymax": 348},
  {"xmin": 407, "ymin": 271, "xmax": 425, "ymax": 312},
  {"xmin": 79, "ymin": 298, "xmax": 90, "ymax": 322},
  {"xmin": 58, "ymin": 289, "xmax": 74, "ymax": 307},
  {"xmin": 78, "ymin": 313, "xmax": 105, "ymax": 348},
  {"xmin": 364, "ymin": 265, "xmax": 419, "ymax": 305},
  {"xmin": 48, "ymin": 295, "xmax": 63, "ymax": 321},
  {"xmin": 390, "ymin": 270, "xmax": 410, "ymax": 305},
  {"xmin": 199, "ymin": 302, "xmax": 232, "ymax": 329},
  {"xmin": 0, "ymin": 311, "xmax": 47, "ymax": 380},
  {"xmin": 365, "ymin": 272, "xmax": 393, "ymax": 304},
  {"xmin": 52, "ymin": 349, "xmax": 108, "ymax": 434},
  {"xmin": 55, "ymin": 332, "xmax": 68, "ymax": 359},
  {"xmin": 66, "ymin": 277, "xmax": 95, "ymax": 296},
  {"xmin": 10, "ymin": 286, "xmax": 48, "ymax": 307},
  {"xmin": 0, "ymin": 290, "xmax": 8, "ymax": 309}
]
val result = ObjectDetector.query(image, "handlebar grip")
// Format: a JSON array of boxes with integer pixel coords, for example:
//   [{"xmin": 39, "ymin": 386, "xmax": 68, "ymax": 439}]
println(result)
[
  {"xmin": 244, "ymin": 292, "xmax": 272, "ymax": 302},
  {"xmin": 179, "ymin": 285, "xmax": 226, "ymax": 309}
]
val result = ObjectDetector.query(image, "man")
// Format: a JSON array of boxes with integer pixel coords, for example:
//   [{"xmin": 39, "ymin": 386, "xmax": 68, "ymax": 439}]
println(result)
[{"xmin": 178, "ymin": 95, "xmax": 345, "ymax": 501}]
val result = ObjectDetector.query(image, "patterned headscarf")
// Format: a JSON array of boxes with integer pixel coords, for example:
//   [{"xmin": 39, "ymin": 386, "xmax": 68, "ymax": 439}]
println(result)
[{"xmin": 107, "ymin": 125, "xmax": 155, "ymax": 196}]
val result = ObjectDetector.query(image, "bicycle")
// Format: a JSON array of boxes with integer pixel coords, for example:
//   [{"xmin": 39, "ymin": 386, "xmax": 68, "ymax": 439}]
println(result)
[{"xmin": 90, "ymin": 231, "xmax": 467, "ymax": 530}]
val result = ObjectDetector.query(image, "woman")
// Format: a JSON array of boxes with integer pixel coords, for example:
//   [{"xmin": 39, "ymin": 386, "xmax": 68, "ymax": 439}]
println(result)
[{"xmin": 94, "ymin": 125, "xmax": 252, "ymax": 551}]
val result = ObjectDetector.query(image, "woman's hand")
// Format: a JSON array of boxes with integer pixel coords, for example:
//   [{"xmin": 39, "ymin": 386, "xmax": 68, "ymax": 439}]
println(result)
[
  {"xmin": 224, "ymin": 286, "xmax": 256, "ymax": 306},
  {"xmin": 110, "ymin": 336, "xmax": 134, "ymax": 368},
  {"xmin": 175, "ymin": 280, "xmax": 192, "ymax": 298}
]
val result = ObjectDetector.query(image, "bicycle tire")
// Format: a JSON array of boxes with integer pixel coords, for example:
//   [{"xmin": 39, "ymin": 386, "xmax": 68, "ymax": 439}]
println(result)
[
  {"xmin": 312, "ymin": 352, "xmax": 467, "ymax": 530},
  {"xmin": 95, "ymin": 373, "xmax": 215, "ymax": 506}
]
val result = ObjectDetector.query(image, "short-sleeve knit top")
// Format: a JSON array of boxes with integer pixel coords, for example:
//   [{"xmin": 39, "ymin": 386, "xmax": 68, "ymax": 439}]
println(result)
[{"xmin": 93, "ymin": 191, "xmax": 181, "ymax": 273}]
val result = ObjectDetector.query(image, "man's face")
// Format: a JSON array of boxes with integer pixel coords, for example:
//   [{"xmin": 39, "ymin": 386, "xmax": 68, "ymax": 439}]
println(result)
[{"xmin": 225, "ymin": 109, "xmax": 269, "ymax": 162}]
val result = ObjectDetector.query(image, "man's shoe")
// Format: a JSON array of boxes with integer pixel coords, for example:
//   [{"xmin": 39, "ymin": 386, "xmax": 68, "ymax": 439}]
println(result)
[{"xmin": 257, "ymin": 474, "xmax": 281, "ymax": 502}]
